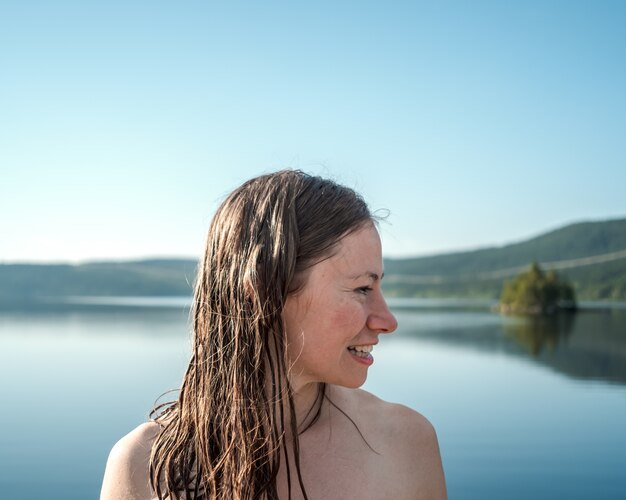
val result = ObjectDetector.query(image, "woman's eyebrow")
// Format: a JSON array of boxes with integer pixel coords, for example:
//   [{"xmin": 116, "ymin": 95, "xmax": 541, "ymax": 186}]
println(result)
[{"xmin": 348, "ymin": 271, "xmax": 384, "ymax": 281}]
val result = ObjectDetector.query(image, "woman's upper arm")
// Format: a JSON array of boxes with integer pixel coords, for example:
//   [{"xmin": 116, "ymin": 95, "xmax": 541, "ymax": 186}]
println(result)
[
  {"xmin": 100, "ymin": 422, "xmax": 159, "ymax": 500},
  {"xmin": 412, "ymin": 416, "xmax": 447, "ymax": 500},
  {"xmin": 392, "ymin": 405, "xmax": 447, "ymax": 500}
]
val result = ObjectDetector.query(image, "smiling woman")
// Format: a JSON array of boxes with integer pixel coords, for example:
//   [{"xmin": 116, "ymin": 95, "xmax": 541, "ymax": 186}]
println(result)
[{"xmin": 100, "ymin": 170, "xmax": 446, "ymax": 500}]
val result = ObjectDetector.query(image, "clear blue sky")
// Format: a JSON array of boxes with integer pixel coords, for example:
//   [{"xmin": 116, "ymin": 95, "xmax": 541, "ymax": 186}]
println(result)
[{"xmin": 1, "ymin": 1, "xmax": 625, "ymax": 262}]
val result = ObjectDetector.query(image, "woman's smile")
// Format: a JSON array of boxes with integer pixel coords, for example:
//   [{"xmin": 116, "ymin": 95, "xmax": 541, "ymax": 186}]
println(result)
[{"xmin": 347, "ymin": 344, "xmax": 376, "ymax": 365}]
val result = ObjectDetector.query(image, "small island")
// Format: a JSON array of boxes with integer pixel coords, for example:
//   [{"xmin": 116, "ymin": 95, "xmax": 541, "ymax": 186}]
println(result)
[{"xmin": 498, "ymin": 262, "xmax": 577, "ymax": 315}]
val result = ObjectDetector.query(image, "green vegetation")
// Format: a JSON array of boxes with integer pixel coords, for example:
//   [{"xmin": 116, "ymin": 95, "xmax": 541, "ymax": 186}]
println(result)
[
  {"xmin": 382, "ymin": 217, "xmax": 626, "ymax": 301},
  {"xmin": 498, "ymin": 262, "xmax": 577, "ymax": 315},
  {"xmin": 1, "ymin": 218, "xmax": 625, "ymax": 306}
]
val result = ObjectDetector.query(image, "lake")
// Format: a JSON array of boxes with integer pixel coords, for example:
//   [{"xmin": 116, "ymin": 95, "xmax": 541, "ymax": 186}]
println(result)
[{"xmin": 1, "ymin": 298, "xmax": 625, "ymax": 499}]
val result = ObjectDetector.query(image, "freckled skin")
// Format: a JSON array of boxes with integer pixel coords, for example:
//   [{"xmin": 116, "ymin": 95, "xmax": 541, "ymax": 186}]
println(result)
[{"xmin": 282, "ymin": 223, "xmax": 398, "ymax": 391}]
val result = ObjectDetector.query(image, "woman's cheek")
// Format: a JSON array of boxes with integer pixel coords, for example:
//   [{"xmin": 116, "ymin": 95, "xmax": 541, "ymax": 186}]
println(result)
[{"xmin": 329, "ymin": 304, "xmax": 364, "ymax": 334}]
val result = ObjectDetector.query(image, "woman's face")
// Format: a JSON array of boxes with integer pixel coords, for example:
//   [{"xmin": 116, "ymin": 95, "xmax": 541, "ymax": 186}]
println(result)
[{"xmin": 282, "ymin": 223, "xmax": 398, "ymax": 390}]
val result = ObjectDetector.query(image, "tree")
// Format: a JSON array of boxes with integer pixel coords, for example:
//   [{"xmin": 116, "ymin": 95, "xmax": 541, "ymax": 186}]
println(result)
[{"xmin": 499, "ymin": 262, "xmax": 577, "ymax": 315}]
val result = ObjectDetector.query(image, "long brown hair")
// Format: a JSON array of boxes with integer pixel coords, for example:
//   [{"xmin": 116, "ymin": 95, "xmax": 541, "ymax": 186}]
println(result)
[{"xmin": 149, "ymin": 170, "xmax": 373, "ymax": 499}]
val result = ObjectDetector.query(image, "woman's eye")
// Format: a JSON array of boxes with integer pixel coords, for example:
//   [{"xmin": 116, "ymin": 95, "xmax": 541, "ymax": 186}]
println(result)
[{"xmin": 356, "ymin": 286, "xmax": 373, "ymax": 295}]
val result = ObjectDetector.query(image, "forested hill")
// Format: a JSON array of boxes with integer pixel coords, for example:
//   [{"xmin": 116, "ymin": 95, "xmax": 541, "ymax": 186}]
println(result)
[
  {"xmin": 0, "ymin": 259, "xmax": 197, "ymax": 306},
  {"xmin": 1, "ymin": 218, "xmax": 625, "ymax": 305},
  {"xmin": 383, "ymin": 217, "xmax": 626, "ymax": 300}
]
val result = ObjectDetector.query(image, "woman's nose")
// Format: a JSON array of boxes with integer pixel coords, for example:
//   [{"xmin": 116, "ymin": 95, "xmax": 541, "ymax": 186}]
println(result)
[{"xmin": 368, "ymin": 295, "xmax": 398, "ymax": 334}]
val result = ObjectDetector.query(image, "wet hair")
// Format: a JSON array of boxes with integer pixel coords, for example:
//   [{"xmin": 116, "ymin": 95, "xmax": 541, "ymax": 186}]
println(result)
[{"xmin": 149, "ymin": 170, "xmax": 373, "ymax": 499}]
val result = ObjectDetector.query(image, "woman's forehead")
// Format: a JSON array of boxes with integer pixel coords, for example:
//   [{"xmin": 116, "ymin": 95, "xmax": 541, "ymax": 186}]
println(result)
[
  {"xmin": 312, "ymin": 227, "xmax": 383, "ymax": 278},
  {"xmin": 336, "ymin": 225, "xmax": 382, "ymax": 256}
]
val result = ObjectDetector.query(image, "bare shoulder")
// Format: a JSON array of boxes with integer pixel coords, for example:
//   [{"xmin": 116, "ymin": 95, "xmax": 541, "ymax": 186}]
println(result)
[
  {"xmin": 381, "ymin": 398, "xmax": 439, "ymax": 449},
  {"xmin": 332, "ymin": 387, "xmax": 447, "ymax": 499},
  {"xmin": 383, "ymin": 401, "xmax": 447, "ymax": 499},
  {"xmin": 100, "ymin": 421, "xmax": 161, "ymax": 500},
  {"xmin": 335, "ymin": 386, "xmax": 435, "ymax": 436},
  {"xmin": 354, "ymin": 389, "xmax": 438, "ymax": 445}
]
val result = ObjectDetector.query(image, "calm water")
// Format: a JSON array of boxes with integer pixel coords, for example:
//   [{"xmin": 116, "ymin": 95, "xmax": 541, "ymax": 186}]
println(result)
[{"xmin": 1, "ymin": 298, "xmax": 625, "ymax": 499}]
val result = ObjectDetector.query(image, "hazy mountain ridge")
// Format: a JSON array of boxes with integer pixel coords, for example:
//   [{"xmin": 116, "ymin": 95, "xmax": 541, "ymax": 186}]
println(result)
[
  {"xmin": 384, "ymin": 218, "xmax": 626, "ymax": 276},
  {"xmin": 0, "ymin": 259, "xmax": 197, "ymax": 305},
  {"xmin": 1, "ymin": 218, "xmax": 625, "ymax": 304},
  {"xmin": 383, "ymin": 217, "xmax": 626, "ymax": 300}
]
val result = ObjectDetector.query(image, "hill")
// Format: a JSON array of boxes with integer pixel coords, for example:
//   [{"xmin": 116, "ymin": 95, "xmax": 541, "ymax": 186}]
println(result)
[
  {"xmin": 1, "ymin": 218, "xmax": 625, "ymax": 305},
  {"xmin": 383, "ymin": 217, "xmax": 626, "ymax": 300},
  {"xmin": 0, "ymin": 259, "xmax": 197, "ymax": 307}
]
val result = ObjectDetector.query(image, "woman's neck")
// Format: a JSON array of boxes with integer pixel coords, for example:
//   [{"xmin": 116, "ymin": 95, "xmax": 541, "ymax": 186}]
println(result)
[{"xmin": 288, "ymin": 380, "xmax": 327, "ymax": 434}]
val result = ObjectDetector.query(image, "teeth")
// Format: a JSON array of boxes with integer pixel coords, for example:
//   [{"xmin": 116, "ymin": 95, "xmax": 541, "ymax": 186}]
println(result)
[{"xmin": 348, "ymin": 345, "xmax": 373, "ymax": 353}]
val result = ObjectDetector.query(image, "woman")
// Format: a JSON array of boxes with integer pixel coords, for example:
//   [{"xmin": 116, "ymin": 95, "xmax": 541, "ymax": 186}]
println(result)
[{"xmin": 101, "ymin": 170, "xmax": 446, "ymax": 499}]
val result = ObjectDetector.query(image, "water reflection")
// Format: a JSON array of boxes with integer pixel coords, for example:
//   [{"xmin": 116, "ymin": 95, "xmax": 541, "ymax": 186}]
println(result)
[
  {"xmin": 393, "ymin": 304, "xmax": 626, "ymax": 386},
  {"xmin": 3, "ymin": 298, "xmax": 626, "ymax": 387},
  {"xmin": 502, "ymin": 314, "xmax": 576, "ymax": 356}
]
